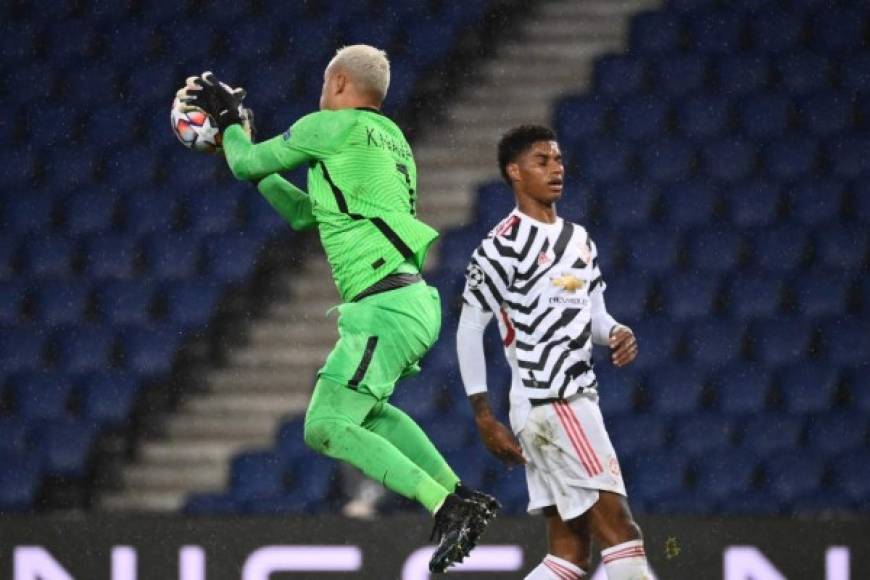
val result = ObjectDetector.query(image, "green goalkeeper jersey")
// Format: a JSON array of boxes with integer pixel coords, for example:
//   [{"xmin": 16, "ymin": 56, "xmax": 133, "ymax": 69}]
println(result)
[{"xmin": 223, "ymin": 108, "xmax": 438, "ymax": 302}]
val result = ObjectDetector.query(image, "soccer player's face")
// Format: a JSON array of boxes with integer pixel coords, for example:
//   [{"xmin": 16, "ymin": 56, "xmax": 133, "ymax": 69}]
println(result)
[{"xmin": 512, "ymin": 140, "xmax": 564, "ymax": 204}]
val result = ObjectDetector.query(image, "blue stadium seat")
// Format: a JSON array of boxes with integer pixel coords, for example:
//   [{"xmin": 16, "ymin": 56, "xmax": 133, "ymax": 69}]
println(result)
[
  {"xmin": 626, "ymin": 452, "xmax": 688, "ymax": 504},
  {"xmin": 763, "ymin": 451, "xmax": 826, "ymax": 504},
  {"xmin": 687, "ymin": 11, "xmax": 744, "ymax": 54},
  {"xmin": 183, "ymin": 493, "xmax": 240, "ymax": 515},
  {"xmin": 793, "ymin": 269, "xmax": 852, "ymax": 319},
  {"xmin": 778, "ymin": 362, "xmax": 839, "ymax": 414},
  {"xmin": 5, "ymin": 194, "xmax": 56, "ymax": 234},
  {"xmin": 727, "ymin": 179, "xmax": 782, "ymax": 227},
  {"xmin": 0, "ymin": 149, "xmax": 37, "ymax": 191},
  {"xmin": 65, "ymin": 64, "xmax": 120, "ymax": 106},
  {"xmin": 653, "ymin": 54, "xmax": 708, "ymax": 97},
  {"xmin": 676, "ymin": 93, "xmax": 732, "ymax": 140},
  {"xmin": 810, "ymin": 6, "xmax": 866, "ymax": 54},
  {"xmin": 788, "ymin": 179, "xmax": 844, "ymax": 226},
  {"xmin": 122, "ymin": 191, "xmax": 179, "ymax": 235},
  {"xmin": 798, "ymin": 92, "xmax": 853, "ymax": 138},
  {"xmin": 841, "ymin": 50, "xmax": 870, "ymax": 94},
  {"xmin": 245, "ymin": 193, "xmax": 290, "ymax": 235},
  {"xmin": 594, "ymin": 55, "xmax": 647, "ymax": 97},
  {"xmin": 715, "ymin": 54, "xmax": 770, "ymax": 97},
  {"xmin": 686, "ymin": 228, "xmax": 743, "ymax": 272},
  {"xmin": 32, "ymin": 280, "xmax": 92, "ymax": 327},
  {"xmin": 229, "ymin": 451, "xmax": 287, "ymax": 501},
  {"xmin": 776, "ymin": 52, "xmax": 832, "ymax": 95},
  {"xmin": 738, "ymin": 413, "xmax": 803, "ymax": 459},
  {"xmin": 183, "ymin": 194, "xmax": 242, "ymax": 234},
  {"xmin": 694, "ymin": 449, "xmax": 757, "ymax": 502},
  {"xmin": 603, "ymin": 271, "xmax": 652, "ymax": 321},
  {"xmin": 645, "ymin": 363, "xmax": 706, "ymax": 415},
  {"xmin": 713, "ymin": 364, "xmax": 771, "ymax": 415},
  {"xmin": 738, "ymin": 93, "xmax": 792, "ymax": 140},
  {"xmin": 0, "ymin": 418, "xmax": 30, "ymax": 455},
  {"xmin": 53, "ymin": 325, "xmax": 116, "ymax": 374},
  {"xmin": 475, "ymin": 181, "xmax": 518, "ymax": 227},
  {"xmin": 31, "ymin": 419, "xmax": 97, "ymax": 478},
  {"xmin": 0, "ymin": 235, "xmax": 17, "ymax": 281},
  {"xmin": 28, "ymin": 106, "xmax": 78, "ymax": 148},
  {"xmin": 752, "ymin": 318, "xmax": 813, "ymax": 367},
  {"xmin": 41, "ymin": 149, "xmax": 100, "ymax": 193},
  {"xmin": 117, "ymin": 326, "xmax": 182, "ymax": 378},
  {"xmin": 661, "ymin": 180, "xmax": 718, "ymax": 227},
  {"xmin": 806, "ymin": 411, "xmax": 867, "ymax": 456},
  {"xmin": 599, "ymin": 182, "xmax": 657, "ymax": 227},
  {"xmin": 580, "ymin": 138, "xmax": 635, "ymax": 184},
  {"xmin": 423, "ymin": 419, "xmax": 471, "ymax": 454},
  {"xmin": 641, "ymin": 138, "xmax": 694, "ymax": 183},
  {"xmin": 84, "ymin": 103, "xmax": 137, "ymax": 148},
  {"xmin": 625, "ymin": 317, "xmax": 682, "ymax": 371},
  {"xmin": 822, "ymin": 317, "xmax": 870, "ymax": 367},
  {"xmin": 22, "ymin": 236, "xmax": 76, "ymax": 278},
  {"xmin": 0, "ymin": 453, "xmax": 41, "ymax": 512},
  {"xmin": 81, "ymin": 234, "xmax": 138, "ymax": 280},
  {"xmin": 202, "ymin": 232, "xmax": 263, "ymax": 284},
  {"xmin": 8, "ymin": 372, "xmax": 73, "ymax": 421},
  {"xmin": 615, "ymin": 95, "xmax": 670, "ymax": 142},
  {"xmin": 488, "ymin": 460, "xmax": 528, "ymax": 515},
  {"xmin": 0, "ymin": 280, "xmax": 27, "ymax": 325},
  {"xmin": 162, "ymin": 24, "xmax": 215, "ymax": 63},
  {"xmin": 143, "ymin": 233, "xmax": 202, "ymax": 280},
  {"xmin": 5, "ymin": 63, "xmax": 55, "ymax": 106},
  {"xmin": 63, "ymin": 191, "xmax": 116, "ymax": 236},
  {"xmin": 624, "ymin": 228, "xmax": 681, "ymax": 274},
  {"xmin": 686, "ymin": 320, "xmax": 746, "ymax": 368},
  {"xmin": 96, "ymin": 280, "xmax": 156, "ymax": 325},
  {"xmin": 814, "ymin": 226, "xmax": 868, "ymax": 270},
  {"xmin": 831, "ymin": 451, "xmax": 870, "ymax": 506},
  {"xmin": 702, "ymin": 137, "xmax": 756, "ymax": 182},
  {"xmin": 163, "ymin": 280, "xmax": 222, "ymax": 330},
  {"xmin": 76, "ymin": 372, "xmax": 140, "ymax": 428},
  {"xmin": 596, "ymin": 366, "xmax": 641, "ymax": 416},
  {"xmin": 725, "ymin": 271, "xmax": 784, "ymax": 320},
  {"xmin": 553, "ymin": 94, "xmax": 611, "ymax": 145},
  {"xmin": 749, "ymin": 10, "xmax": 803, "ymax": 53},
  {"xmin": 719, "ymin": 492, "xmax": 782, "ymax": 515},
  {"xmin": 660, "ymin": 272, "xmax": 720, "ymax": 320},
  {"xmin": 0, "ymin": 329, "xmax": 46, "ymax": 373},
  {"xmin": 630, "ymin": 10, "xmax": 684, "ymax": 54},
  {"xmin": 124, "ymin": 62, "xmax": 177, "ymax": 106},
  {"xmin": 274, "ymin": 419, "xmax": 307, "ymax": 461},
  {"xmin": 764, "ymin": 135, "xmax": 819, "ymax": 181},
  {"xmin": 607, "ymin": 414, "xmax": 667, "ymax": 457},
  {"xmin": 752, "ymin": 225, "xmax": 808, "ymax": 272},
  {"xmin": 672, "ymin": 413, "xmax": 734, "ymax": 458},
  {"xmin": 826, "ymin": 134, "xmax": 870, "ymax": 180},
  {"xmin": 443, "ymin": 454, "xmax": 488, "ymax": 491}
]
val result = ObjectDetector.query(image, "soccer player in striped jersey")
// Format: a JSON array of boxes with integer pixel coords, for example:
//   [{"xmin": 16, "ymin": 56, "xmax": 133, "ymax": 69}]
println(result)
[
  {"xmin": 456, "ymin": 125, "xmax": 651, "ymax": 579},
  {"xmin": 180, "ymin": 45, "xmax": 496, "ymax": 573}
]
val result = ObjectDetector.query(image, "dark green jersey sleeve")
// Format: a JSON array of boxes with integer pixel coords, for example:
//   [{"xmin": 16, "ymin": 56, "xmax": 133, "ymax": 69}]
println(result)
[{"xmin": 256, "ymin": 174, "xmax": 316, "ymax": 231}]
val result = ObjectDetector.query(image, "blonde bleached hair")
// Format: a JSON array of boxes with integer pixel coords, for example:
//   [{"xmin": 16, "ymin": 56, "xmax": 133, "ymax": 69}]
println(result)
[{"xmin": 327, "ymin": 44, "xmax": 391, "ymax": 102}]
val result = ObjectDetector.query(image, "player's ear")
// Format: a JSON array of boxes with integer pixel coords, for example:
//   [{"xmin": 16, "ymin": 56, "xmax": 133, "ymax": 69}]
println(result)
[
  {"xmin": 506, "ymin": 162, "xmax": 521, "ymax": 184},
  {"xmin": 334, "ymin": 71, "xmax": 348, "ymax": 95}
]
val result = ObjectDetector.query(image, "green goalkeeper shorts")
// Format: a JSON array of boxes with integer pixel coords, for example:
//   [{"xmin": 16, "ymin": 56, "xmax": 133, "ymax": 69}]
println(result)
[{"xmin": 318, "ymin": 281, "xmax": 442, "ymax": 400}]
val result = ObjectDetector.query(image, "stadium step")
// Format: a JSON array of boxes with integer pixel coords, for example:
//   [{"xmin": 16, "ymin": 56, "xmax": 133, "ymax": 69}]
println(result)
[{"xmin": 100, "ymin": 491, "xmax": 186, "ymax": 512}]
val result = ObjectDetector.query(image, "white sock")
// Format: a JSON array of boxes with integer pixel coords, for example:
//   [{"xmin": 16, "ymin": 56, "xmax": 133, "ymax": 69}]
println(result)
[
  {"xmin": 601, "ymin": 540, "xmax": 652, "ymax": 580},
  {"xmin": 525, "ymin": 554, "xmax": 586, "ymax": 579}
]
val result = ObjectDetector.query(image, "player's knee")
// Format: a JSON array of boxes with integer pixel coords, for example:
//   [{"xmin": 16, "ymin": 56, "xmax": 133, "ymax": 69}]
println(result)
[{"xmin": 303, "ymin": 420, "xmax": 333, "ymax": 454}]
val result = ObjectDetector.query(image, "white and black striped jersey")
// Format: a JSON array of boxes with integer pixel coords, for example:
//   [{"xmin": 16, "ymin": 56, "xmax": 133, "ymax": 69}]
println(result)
[{"xmin": 461, "ymin": 210, "xmax": 608, "ymax": 404}]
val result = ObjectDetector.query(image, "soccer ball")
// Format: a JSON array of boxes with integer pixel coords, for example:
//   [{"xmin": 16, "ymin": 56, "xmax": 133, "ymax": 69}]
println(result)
[{"xmin": 170, "ymin": 97, "xmax": 221, "ymax": 153}]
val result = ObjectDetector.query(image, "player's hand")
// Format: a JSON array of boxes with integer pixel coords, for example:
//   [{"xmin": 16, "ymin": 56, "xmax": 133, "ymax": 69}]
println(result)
[
  {"xmin": 475, "ymin": 416, "xmax": 527, "ymax": 466},
  {"xmin": 609, "ymin": 325, "xmax": 638, "ymax": 367},
  {"xmin": 180, "ymin": 71, "xmax": 245, "ymax": 131}
]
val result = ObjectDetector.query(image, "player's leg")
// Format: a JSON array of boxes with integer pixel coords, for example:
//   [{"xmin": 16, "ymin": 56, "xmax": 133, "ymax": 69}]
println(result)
[
  {"xmin": 304, "ymin": 376, "xmax": 451, "ymax": 514},
  {"xmin": 524, "ymin": 507, "xmax": 590, "ymax": 579},
  {"xmin": 587, "ymin": 491, "xmax": 652, "ymax": 580}
]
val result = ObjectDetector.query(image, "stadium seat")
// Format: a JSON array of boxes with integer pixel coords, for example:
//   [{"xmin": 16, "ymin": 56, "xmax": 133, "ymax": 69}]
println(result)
[
  {"xmin": 676, "ymin": 93, "xmax": 732, "ymax": 141},
  {"xmin": 624, "ymin": 317, "xmax": 682, "ymax": 371},
  {"xmin": 841, "ymin": 50, "xmax": 870, "ymax": 94},
  {"xmin": 809, "ymin": 6, "xmax": 866, "ymax": 54},
  {"xmin": 763, "ymin": 135, "xmax": 819, "ymax": 181},
  {"xmin": 31, "ymin": 419, "xmax": 97, "ymax": 478},
  {"xmin": 84, "ymin": 103, "xmax": 138, "ymax": 149},
  {"xmin": 686, "ymin": 320, "xmax": 746, "ymax": 368},
  {"xmin": 607, "ymin": 414, "xmax": 667, "ymax": 457},
  {"xmin": 822, "ymin": 317, "xmax": 870, "ymax": 367},
  {"xmin": 737, "ymin": 413, "xmax": 803, "ymax": 459},
  {"xmin": 751, "ymin": 318, "xmax": 813, "ymax": 367},
  {"xmin": 52, "ymin": 325, "xmax": 116, "ymax": 374},
  {"xmin": 62, "ymin": 191, "xmax": 116, "ymax": 235},
  {"xmin": 0, "ymin": 236, "xmax": 19, "ymax": 281},
  {"xmin": 229, "ymin": 451, "xmax": 288, "ymax": 502},
  {"xmin": 101, "ymin": 147, "xmax": 159, "ymax": 191},
  {"xmin": 182, "ymin": 194, "xmax": 242, "ymax": 234},
  {"xmin": 580, "ymin": 138, "xmax": 635, "ymax": 184},
  {"xmin": 792, "ymin": 269, "xmax": 852, "ymax": 319},
  {"xmin": 553, "ymin": 94, "xmax": 612, "ymax": 146},
  {"xmin": 245, "ymin": 193, "xmax": 290, "ymax": 234},
  {"xmin": 202, "ymin": 232, "xmax": 263, "ymax": 284},
  {"xmin": 806, "ymin": 411, "xmax": 867, "ymax": 456},
  {"xmin": 40, "ymin": 149, "xmax": 99, "ymax": 194},
  {"xmin": 762, "ymin": 451, "xmax": 826, "ymax": 504},
  {"xmin": 694, "ymin": 449, "xmax": 757, "ymax": 502},
  {"xmin": 594, "ymin": 55, "xmax": 647, "ymax": 97},
  {"xmin": 8, "ymin": 372, "xmax": 73, "ymax": 421},
  {"xmin": 630, "ymin": 10, "xmax": 684, "ymax": 54},
  {"xmin": 116, "ymin": 326, "xmax": 182, "ymax": 378},
  {"xmin": 645, "ymin": 363, "xmax": 706, "ymax": 415},
  {"xmin": 640, "ymin": 138, "xmax": 694, "ymax": 183},
  {"xmin": 845, "ymin": 367, "xmax": 870, "ymax": 413},
  {"xmin": 660, "ymin": 272, "xmax": 720, "ymax": 320},
  {"xmin": 831, "ymin": 451, "xmax": 870, "ymax": 505},
  {"xmin": 814, "ymin": 226, "xmax": 868, "ymax": 270},
  {"xmin": 652, "ymin": 54, "xmax": 708, "ymax": 97},
  {"xmin": 624, "ymin": 228, "xmax": 681, "ymax": 274},
  {"xmin": 712, "ymin": 364, "xmax": 770, "ymax": 415},
  {"xmin": 626, "ymin": 452, "xmax": 689, "ymax": 504},
  {"xmin": 787, "ymin": 179, "xmax": 844, "ymax": 226},
  {"xmin": 96, "ymin": 280, "xmax": 156, "ymax": 325},
  {"xmin": 0, "ymin": 329, "xmax": 47, "ymax": 373},
  {"xmin": 672, "ymin": 413, "xmax": 734, "ymax": 458},
  {"xmin": 798, "ymin": 92, "xmax": 853, "ymax": 138},
  {"xmin": 751, "ymin": 225, "xmax": 808, "ymax": 272},
  {"xmin": 826, "ymin": 134, "xmax": 870, "ymax": 180},
  {"xmin": 738, "ymin": 93, "xmax": 792, "ymax": 140},
  {"xmin": 726, "ymin": 179, "xmax": 782, "ymax": 227},
  {"xmin": 0, "ymin": 280, "xmax": 26, "ymax": 325},
  {"xmin": 162, "ymin": 280, "xmax": 223, "ymax": 330},
  {"xmin": 183, "ymin": 493, "xmax": 240, "ymax": 515},
  {"xmin": 76, "ymin": 372, "xmax": 140, "ymax": 428},
  {"xmin": 686, "ymin": 228, "xmax": 743, "ymax": 272},
  {"xmin": 599, "ymin": 182, "xmax": 657, "ymax": 227},
  {"xmin": 0, "ymin": 418, "xmax": 30, "ymax": 455},
  {"xmin": 615, "ymin": 95, "xmax": 670, "ymax": 142},
  {"xmin": 21, "ymin": 235, "xmax": 77, "ymax": 279},
  {"xmin": 778, "ymin": 362, "xmax": 839, "ymax": 414},
  {"xmin": 776, "ymin": 52, "xmax": 832, "ymax": 96},
  {"xmin": 121, "ymin": 191, "xmax": 180, "ymax": 235},
  {"xmin": 143, "ymin": 233, "xmax": 202, "ymax": 280},
  {"xmin": 0, "ymin": 453, "xmax": 41, "ymax": 512},
  {"xmin": 602, "ymin": 271, "xmax": 652, "ymax": 321},
  {"xmin": 715, "ymin": 54, "xmax": 770, "ymax": 97},
  {"xmin": 748, "ymin": 10, "xmax": 803, "ymax": 53},
  {"xmin": 687, "ymin": 11, "xmax": 744, "ymax": 54},
  {"xmin": 660, "ymin": 180, "xmax": 718, "ymax": 227},
  {"xmin": 702, "ymin": 137, "xmax": 756, "ymax": 182},
  {"xmin": 81, "ymin": 234, "xmax": 139, "ymax": 280},
  {"xmin": 724, "ymin": 271, "xmax": 784, "ymax": 320},
  {"xmin": 596, "ymin": 366, "xmax": 641, "ymax": 416}
]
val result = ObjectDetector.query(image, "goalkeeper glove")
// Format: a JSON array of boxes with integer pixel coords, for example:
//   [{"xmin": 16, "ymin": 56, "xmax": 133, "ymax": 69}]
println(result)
[{"xmin": 181, "ymin": 71, "xmax": 246, "ymax": 132}]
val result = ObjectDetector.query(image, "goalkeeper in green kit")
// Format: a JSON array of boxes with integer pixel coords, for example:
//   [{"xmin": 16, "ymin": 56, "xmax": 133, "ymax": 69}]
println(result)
[{"xmin": 181, "ymin": 45, "xmax": 497, "ymax": 572}]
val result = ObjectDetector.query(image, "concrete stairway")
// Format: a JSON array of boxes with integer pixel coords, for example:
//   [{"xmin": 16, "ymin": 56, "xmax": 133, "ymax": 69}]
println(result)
[{"xmin": 100, "ymin": 0, "xmax": 658, "ymax": 511}]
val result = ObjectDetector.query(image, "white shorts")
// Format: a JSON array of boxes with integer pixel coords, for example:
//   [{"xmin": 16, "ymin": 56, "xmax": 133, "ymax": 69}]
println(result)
[{"xmin": 518, "ymin": 390, "xmax": 626, "ymax": 521}]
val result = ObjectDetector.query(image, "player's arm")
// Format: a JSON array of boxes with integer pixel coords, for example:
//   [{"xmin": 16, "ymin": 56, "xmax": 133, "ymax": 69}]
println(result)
[
  {"xmin": 256, "ymin": 174, "xmax": 316, "ymax": 231},
  {"xmin": 223, "ymin": 126, "xmax": 311, "ymax": 181},
  {"xmin": 588, "ymin": 238, "xmax": 638, "ymax": 367},
  {"xmin": 457, "ymin": 303, "xmax": 526, "ymax": 466}
]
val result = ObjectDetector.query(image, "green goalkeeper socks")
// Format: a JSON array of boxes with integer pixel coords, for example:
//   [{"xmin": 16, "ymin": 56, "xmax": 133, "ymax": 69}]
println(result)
[{"xmin": 304, "ymin": 377, "xmax": 457, "ymax": 514}]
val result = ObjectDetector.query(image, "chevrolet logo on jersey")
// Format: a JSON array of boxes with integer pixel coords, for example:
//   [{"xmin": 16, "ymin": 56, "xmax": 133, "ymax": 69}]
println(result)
[{"xmin": 551, "ymin": 274, "xmax": 585, "ymax": 293}]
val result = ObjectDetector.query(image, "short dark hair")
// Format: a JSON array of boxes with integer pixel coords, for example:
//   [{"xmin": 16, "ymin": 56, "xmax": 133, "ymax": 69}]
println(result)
[{"xmin": 497, "ymin": 124, "xmax": 558, "ymax": 184}]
